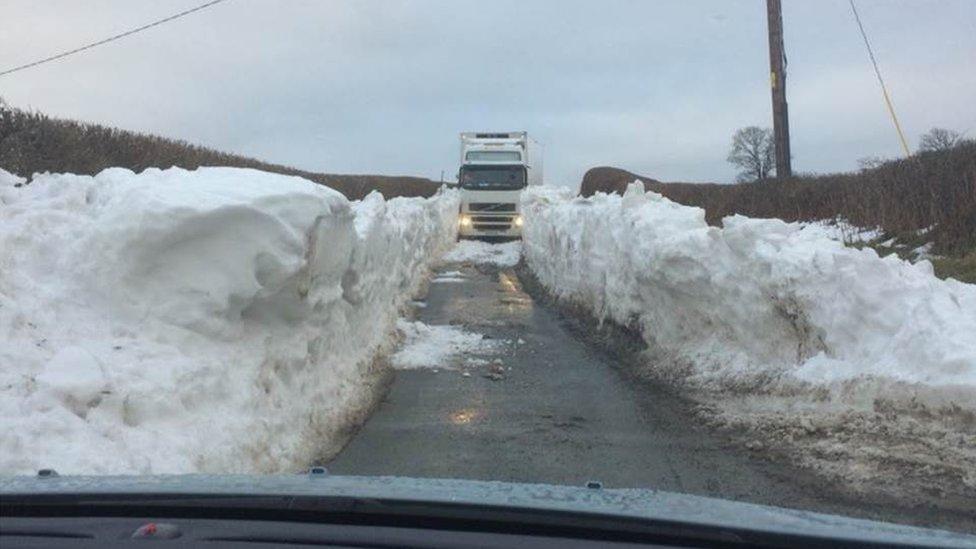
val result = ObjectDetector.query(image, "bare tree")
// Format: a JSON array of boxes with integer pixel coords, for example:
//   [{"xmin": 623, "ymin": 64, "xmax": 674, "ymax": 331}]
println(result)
[
  {"xmin": 727, "ymin": 127, "xmax": 774, "ymax": 182},
  {"xmin": 918, "ymin": 127, "xmax": 963, "ymax": 152},
  {"xmin": 856, "ymin": 155, "xmax": 887, "ymax": 172}
]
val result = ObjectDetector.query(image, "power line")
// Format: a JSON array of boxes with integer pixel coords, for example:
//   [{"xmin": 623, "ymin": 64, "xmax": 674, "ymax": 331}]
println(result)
[
  {"xmin": 0, "ymin": 0, "xmax": 229, "ymax": 78},
  {"xmin": 847, "ymin": 0, "xmax": 911, "ymax": 156}
]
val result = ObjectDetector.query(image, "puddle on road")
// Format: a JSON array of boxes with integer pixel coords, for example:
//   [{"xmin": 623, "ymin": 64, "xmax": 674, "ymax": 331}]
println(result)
[{"xmin": 449, "ymin": 408, "xmax": 480, "ymax": 425}]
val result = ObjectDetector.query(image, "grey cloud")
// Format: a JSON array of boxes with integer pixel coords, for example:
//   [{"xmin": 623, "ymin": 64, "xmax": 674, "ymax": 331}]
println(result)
[{"xmin": 1, "ymin": 0, "xmax": 973, "ymax": 185}]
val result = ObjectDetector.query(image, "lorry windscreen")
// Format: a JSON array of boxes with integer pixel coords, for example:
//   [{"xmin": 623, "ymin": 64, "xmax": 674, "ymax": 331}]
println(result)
[{"xmin": 460, "ymin": 165, "xmax": 526, "ymax": 190}]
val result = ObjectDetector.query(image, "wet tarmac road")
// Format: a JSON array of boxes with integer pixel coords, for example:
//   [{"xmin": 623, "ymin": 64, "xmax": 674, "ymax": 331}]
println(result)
[{"xmin": 327, "ymin": 261, "xmax": 939, "ymax": 524}]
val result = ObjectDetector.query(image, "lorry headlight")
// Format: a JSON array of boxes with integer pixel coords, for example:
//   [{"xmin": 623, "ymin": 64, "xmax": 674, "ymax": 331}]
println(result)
[
  {"xmin": 460, "ymin": 214, "xmax": 472, "ymax": 227},
  {"xmin": 514, "ymin": 215, "xmax": 524, "ymax": 227}
]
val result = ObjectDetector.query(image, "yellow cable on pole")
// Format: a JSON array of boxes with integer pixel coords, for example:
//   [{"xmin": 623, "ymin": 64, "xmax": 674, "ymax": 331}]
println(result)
[
  {"xmin": 848, "ymin": 0, "xmax": 912, "ymax": 156},
  {"xmin": 878, "ymin": 74, "xmax": 911, "ymax": 157}
]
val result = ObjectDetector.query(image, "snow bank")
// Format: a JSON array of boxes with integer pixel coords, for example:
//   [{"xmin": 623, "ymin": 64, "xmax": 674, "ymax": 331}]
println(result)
[
  {"xmin": 521, "ymin": 183, "xmax": 976, "ymax": 407},
  {"xmin": 0, "ymin": 167, "xmax": 458, "ymax": 474}
]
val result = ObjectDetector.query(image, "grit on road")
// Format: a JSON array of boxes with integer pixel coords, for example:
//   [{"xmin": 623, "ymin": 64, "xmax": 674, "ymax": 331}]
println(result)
[{"xmin": 327, "ymin": 256, "xmax": 944, "ymax": 527}]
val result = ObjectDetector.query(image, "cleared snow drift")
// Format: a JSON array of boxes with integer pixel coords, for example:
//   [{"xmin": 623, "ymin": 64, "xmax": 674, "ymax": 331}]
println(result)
[
  {"xmin": 0, "ymin": 167, "xmax": 458, "ymax": 475},
  {"xmin": 392, "ymin": 320, "xmax": 498, "ymax": 370},
  {"xmin": 442, "ymin": 240, "xmax": 522, "ymax": 267},
  {"xmin": 521, "ymin": 183, "xmax": 976, "ymax": 409}
]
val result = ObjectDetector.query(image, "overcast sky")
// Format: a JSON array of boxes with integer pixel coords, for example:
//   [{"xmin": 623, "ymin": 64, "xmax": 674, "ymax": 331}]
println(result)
[{"xmin": 1, "ymin": 0, "xmax": 974, "ymax": 186}]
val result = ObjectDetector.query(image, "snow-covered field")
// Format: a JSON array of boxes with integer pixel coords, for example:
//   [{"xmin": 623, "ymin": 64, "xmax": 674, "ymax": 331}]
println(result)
[{"xmin": 0, "ymin": 167, "xmax": 458, "ymax": 475}]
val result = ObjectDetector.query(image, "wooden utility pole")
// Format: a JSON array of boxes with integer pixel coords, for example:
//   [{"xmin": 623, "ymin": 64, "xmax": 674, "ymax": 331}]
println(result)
[{"xmin": 766, "ymin": 0, "xmax": 792, "ymax": 178}]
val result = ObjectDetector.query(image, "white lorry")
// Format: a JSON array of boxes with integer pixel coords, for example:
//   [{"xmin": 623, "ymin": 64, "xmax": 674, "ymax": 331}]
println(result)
[{"xmin": 456, "ymin": 131, "xmax": 543, "ymax": 239}]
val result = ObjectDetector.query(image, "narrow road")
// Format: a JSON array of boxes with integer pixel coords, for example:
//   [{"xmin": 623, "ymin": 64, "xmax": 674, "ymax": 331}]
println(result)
[{"xmin": 328, "ymin": 258, "xmax": 918, "ymax": 522}]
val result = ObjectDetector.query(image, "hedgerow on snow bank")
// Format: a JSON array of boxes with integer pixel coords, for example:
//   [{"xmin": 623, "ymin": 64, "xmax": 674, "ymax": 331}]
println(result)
[
  {"xmin": 0, "ymin": 167, "xmax": 457, "ymax": 475},
  {"xmin": 521, "ymin": 183, "xmax": 976, "ymax": 409}
]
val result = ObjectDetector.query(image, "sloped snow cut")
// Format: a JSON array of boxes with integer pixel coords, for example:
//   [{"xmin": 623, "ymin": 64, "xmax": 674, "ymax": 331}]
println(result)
[{"xmin": 521, "ymin": 183, "xmax": 976, "ymax": 410}]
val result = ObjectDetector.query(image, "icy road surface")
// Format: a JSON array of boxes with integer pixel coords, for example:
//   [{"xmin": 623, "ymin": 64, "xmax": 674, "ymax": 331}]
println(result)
[{"xmin": 326, "ymin": 245, "xmax": 962, "ymax": 530}]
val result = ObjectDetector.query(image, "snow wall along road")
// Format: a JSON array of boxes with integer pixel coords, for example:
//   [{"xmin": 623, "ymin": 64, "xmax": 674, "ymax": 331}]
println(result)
[
  {"xmin": 521, "ymin": 183, "xmax": 976, "ymax": 414},
  {"xmin": 0, "ymin": 167, "xmax": 458, "ymax": 474}
]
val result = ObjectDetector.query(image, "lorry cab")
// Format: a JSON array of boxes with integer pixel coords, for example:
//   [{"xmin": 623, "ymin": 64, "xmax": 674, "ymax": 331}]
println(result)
[{"xmin": 457, "ymin": 132, "xmax": 542, "ymax": 239}]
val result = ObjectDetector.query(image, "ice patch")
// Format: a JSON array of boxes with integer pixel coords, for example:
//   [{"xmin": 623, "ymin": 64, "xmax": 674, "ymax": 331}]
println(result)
[
  {"xmin": 432, "ymin": 268, "xmax": 471, "ymax": 284},
  {"xmin": 431, "ymin": 271, "xmax": 467, "ymax": 282},
  {"xmin": 442, "ymin": 240, "xmax": 522, "ymax": 267},
  {"xmin": 392, "ymin": 320, "xmax": 497, "ymax": 370},
  {"xmin": 432, "ymin": 275, "xmax": 466, "ymax": 283}
]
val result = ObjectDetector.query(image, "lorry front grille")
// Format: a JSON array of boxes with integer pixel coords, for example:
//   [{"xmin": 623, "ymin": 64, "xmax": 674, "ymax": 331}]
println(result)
[
  {"xmin": 470, "ymin": 215, "xmax": 514, "ymax": 223},
  {"xmin": 468, "ymin": 203, "xmax": 516, "ymax": 212},
  {"xmin": 473, "ymin": 223, "xmax": 511, "ymax": 232}
]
